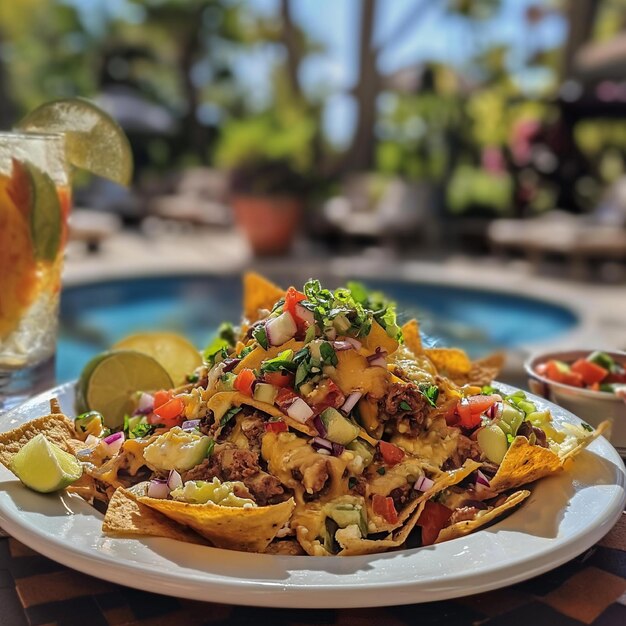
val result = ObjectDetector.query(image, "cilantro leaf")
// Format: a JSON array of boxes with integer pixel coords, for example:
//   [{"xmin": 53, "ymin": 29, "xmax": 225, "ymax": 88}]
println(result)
[
  {"xmin": 204, "ymin": 322, "xmax": 237, "ymax": 364},
  {"xmin": 320, "ymin": 342, "xmax": 338, "ymax": 367},
  {"xmin": 206, "ymin": 438, "xmax": 215, "ymax": 458},
  {"xmin": 220, "ymin": 406, "xmax": 242, "ymax": 427},
  {"xmin": 261, "ymin": 349, "xmax": 296, "ymax": 374},
  {"xmin": 506, "ymin": 433, "xmax": 515, "ymax": 444},
  {"xmin": 252, "ymin": 324, "xmax": 269, "ymax": 349},
  {"xmin": 131, "ymin": 422, "xmax": 156, "ymax": 439},
  {"xmin": 186, "ymin": 372, "xmax": 200, "ymax": 383},
  {"xmin": 581, "ymin": 422, "xmax": 594, "ymax": 432},
  {"xmin": 399, "ymin": 401, "xmax": 412, "ymax": 411},
  {"xmin": 377, "ymin": 467, "xmax": 386, "ymax": 475},
  {"xmin": 418, "ymin": 383, "xmax": 439, "ymax": 407}
]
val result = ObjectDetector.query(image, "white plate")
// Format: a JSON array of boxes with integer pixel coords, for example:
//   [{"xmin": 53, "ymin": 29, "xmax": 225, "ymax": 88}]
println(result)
[{"xmin": 0, "ymin": 382, "xmax": 624, "ymax": 608}]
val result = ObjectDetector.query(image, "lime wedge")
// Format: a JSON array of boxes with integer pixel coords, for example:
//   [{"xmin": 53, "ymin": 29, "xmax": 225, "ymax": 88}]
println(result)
[
  {"xmin": 83, "ymin": 350, "xmax": 173, "ymax": 429},
  {"xmin": 112, "ymin": 332, "xmax": 202, "ymax": 386},
  {"xmin": 9, "ymin": 433, "xmax": 83, "ymax": 493},
  {"xmin": 24, "ymin": 162, "xmax": 62, "ymax": 262},
  {"xmin": 17, "ymin": 98, "xmax": 133, "ymax": 186}
]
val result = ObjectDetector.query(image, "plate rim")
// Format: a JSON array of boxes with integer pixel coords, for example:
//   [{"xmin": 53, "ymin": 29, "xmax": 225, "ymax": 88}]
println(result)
[{"xmin": 0, "ymin": 381, "xmax": 624, "ymax": 608}]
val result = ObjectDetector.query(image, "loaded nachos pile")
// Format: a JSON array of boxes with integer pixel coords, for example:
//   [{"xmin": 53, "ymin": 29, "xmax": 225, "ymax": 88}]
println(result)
[{"xmin": 0, "ymin": 274, "xmax": 608, "ymax": 556}]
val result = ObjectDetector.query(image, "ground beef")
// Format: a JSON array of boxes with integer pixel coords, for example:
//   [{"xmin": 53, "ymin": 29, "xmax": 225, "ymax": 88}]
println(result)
[
  {"xmin": 379, "ymin": 383, "xmax": 430, "ymax": 434},
  {"xmin": 240, "ymin": 413, "xmax": 266, "ymax": 453},
  {"xmin": 389, "ymin": 485, "xmax": 418, "ymax": 510},
  {"xmin": 181, "ymin": 443, "xmax": 285, "ymax": 506},
  {"xmin": 444, "ymin": 434, "xmax": 482, "ymax": 470},
  {"xmin": 447, "ymin": 506, "xmax": 481, "ymax": 526}
]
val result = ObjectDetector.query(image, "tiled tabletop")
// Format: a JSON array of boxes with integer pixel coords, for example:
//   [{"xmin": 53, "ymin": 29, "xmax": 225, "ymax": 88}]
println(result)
[{"xmin": 0, "ymin": 513, "xmax": 625, "ymax": 626}]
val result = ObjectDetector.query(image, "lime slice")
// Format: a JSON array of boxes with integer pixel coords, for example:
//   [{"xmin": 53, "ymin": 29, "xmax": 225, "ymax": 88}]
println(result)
[
  {"xmin": 24, "ymin": 162, "xmax": 62, "ymax": 261},
  {"xmin": 75, "ymin": 352, "xmax": 110, "ymax": 415},
  {"xmin": 112, "ymin": 332, "xmax": 202, "ymax": 386},
  {"xmin": 17, "ymin": 98, "xmax": 133, "ymax": 186},
  {"xmin": 9, "ymin": 433, "xmax": 83, "ymax": 493},
  {"xmin": 84, "ymin": 350, "xmax": 173, "ymax": 429}
]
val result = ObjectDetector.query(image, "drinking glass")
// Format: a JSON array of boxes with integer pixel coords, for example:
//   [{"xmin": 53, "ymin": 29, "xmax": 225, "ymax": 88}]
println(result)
[{"xmin": 0, "ymin": 132, "xmax": 71, "ymax": 411}]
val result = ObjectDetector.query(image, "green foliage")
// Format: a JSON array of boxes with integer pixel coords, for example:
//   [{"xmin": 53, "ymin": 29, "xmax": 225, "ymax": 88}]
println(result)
[{"xmin": 446, "ymin": 165, "xmax": 513, "ymax": 215}]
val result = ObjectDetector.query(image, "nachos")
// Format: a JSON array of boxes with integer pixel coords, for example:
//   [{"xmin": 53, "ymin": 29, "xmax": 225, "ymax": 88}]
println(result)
[{"xmin": 0, "ymin": 273, "xmax": 608, "ymax": 554}]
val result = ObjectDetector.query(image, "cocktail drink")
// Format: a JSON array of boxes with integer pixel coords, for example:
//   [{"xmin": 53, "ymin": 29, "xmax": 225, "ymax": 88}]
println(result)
[
  {"xmin": 0, "ymin": 98, "xmax": 132, "ymax": 411},
  {"xmin": 0, "ymin": 132, "xmax": 70, "ymax": 407}
]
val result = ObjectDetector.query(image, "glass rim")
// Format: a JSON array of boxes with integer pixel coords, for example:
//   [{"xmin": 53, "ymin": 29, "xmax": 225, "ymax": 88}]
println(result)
[{"xmin": 0, "ymin": 130, "xmax": 65, "ymax": 141}]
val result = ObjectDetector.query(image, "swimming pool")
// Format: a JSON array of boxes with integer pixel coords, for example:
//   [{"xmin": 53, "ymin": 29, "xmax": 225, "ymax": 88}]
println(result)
[{"xmin": 57, "ymin": 274, "xmax": 578, "ymax": 383}]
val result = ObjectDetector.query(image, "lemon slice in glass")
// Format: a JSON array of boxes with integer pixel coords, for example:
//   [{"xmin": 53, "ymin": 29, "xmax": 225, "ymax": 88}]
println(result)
[
  {"xmin": 16, "ymin": 97, "xmax": 133, "ymax": 186},
  {"xmin": 81, "ymin": 350, "xmax": 173, "ymax": 429},
  {"xmin": 112, "ymin": 332, "xmax": 202, "ymax": 386},
  {"xmin": 10, "ymin": 433, "xmax": 83, "ymax": 493}
]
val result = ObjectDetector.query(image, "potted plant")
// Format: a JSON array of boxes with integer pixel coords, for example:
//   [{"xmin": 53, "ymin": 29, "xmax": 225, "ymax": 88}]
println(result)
[{"xmin": 215, "ymin": 112, "xmax": 315, "ymax": 256}]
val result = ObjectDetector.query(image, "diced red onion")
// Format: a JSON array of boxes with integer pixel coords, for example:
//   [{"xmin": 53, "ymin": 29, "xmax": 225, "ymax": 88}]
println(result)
[
  {"xmin": 102, "ymin": 431, "xmax": 125, "ymax": 456},
  {"xmin": 136, "ymin": 392, "xmax": 154, "ymax": 415},
  {"xmin": 333, "ymin": 341, "xmax": 354, "ymax": 351},
  {"xmin": 181, "ymin": 419, "xmax": 200, "ymax": 431},
  {"xmin": 341, "ymin": 391, "xmax": 362, "ymax": 414},
  {"xmin": 414, "ymin": 475, "xmax": 435, "ymax": 492},
  {"xmin": 167, "ymin": 469, "xmax": 183, "ymax": 491},
  {"xmin": 222, "ymin": 358, "xmax": 241, "ymax": 373},
  {"xmin": 266, "ymin": 311, "xmax": 297, "ymax": 346},
  {"xmin": 295, "ymin": 303, "xmax": 314, "ymax": 327},
  {"xmin": 486, "ymin": 402, "xmax": 503, "ymax": 420},
  {"xmin": 475, "ymin": 469, "xmax": 490, "ymax": 487},
  {"xmin": 331, "ymin": 442, "xmax": 345, "ymax": 456},
  {"xmin": 286, "ymin": 397, "xmax": 314, "ymax": 423},
  {"xmin": 345, "ymin": 337, "xmax": 362, "ymax": 350},
  {"xmin": 475, "ymin": 481, "xmax": 493, "ymax": 497},
  {"xmin": 311, "ymin": 436, "xmax": 333, "ymax": 452},
  {"xmin": 313, "ymin": 415, "xmax": 327, "ymax": 437},
  {"xmin": 147, "ymin": 479, "xmax": 170, "ymax": 499}
]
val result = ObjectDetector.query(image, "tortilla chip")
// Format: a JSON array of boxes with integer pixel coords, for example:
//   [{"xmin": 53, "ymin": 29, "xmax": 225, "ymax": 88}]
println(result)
[
  {"xmin": 402, "ymin": 319, "xmax": 423, "ymax": 355},
  {"xmin": 489, "ymin": 437, "xmax": 563, "ymax": 492},
  {"xmin": 243, "ymin": 272, "xmax": 285, "ymax": 322},
  {"xmin": 138, "ymin": 495, "xmax": 295, "ymax": 553},
  {"xmin": 467, "ymin": 352, "xmax": 505, "ymax": 386},
  {"xmin": 103, "ymin": 488, "xmax": 209, "ymax": 545},
  {"xmin": 435, "ymin": 490, "xmax": 530, "ymax": 543},
  {"xmin": 489, "ymin": 420, "xmax": 610, "ymax": 492},
  {"xmin": 425, "ymin": 348, "xmax": 472, "ymax": 378},
  {"xmin": 0, "ymin": 413, "xmax": 76, "ymax": 469}
]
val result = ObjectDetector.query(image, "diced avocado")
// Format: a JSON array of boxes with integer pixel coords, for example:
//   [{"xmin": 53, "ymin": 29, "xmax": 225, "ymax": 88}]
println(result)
[
  {"xmin": 320, "ymin": 407, "xmax": 360, "ymax": 445},
  {"xmin": 170, "ymin": 477, "xmax": 255, "ymax": 507},
  {"xmin": 346, "ymin": 438, "xmax": 375, "ymax": 467},
  {"xmin": 527, "ymin": 409, "xmax": 550, "ymax": 426},
  {"xmin": 551, "ymin": 360, "xmax": 572, "ymax": 373},
  {"xmin": 333, "ymin": 313, "xmax": 351, "ymax": 334},
  {"xmin": 326, "ymin": 503, "xmax": 368, "ymax": 537},
  {"xmin": 588, "ymin": 351, "xmax": 615, "ymax": 371},
  {"xmin": 516, "ymin": 400, "xmax": 537, "ymax": 415},
  {"xmin": 477, "ymin": 423, "xmax": 508, "ymax": 464},
  {"xmin": 217, "ymin": 372, "xmax": 236, "ymax": 391},
  {"xmin": 143, "ymin": 427, "xmax": 212, "ymax": 472},
  {"xmin": 253, "ymin": 382, "xmax": 278, "ymax": 404},
  {"xmin": 498, "ymin": 402, "xmax": 524, "ymax": 435}
]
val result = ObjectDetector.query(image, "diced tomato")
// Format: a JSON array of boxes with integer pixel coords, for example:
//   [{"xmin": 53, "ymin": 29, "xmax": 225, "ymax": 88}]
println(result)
[
  {"xmin": 571, "ymin": 359, "xmax": 608, "ymax": 385},
  {"xmin": 455, "ymin": 394, "xmax": 498, "ymax": 429},
  {"xmin": 152, "ymin": 397, "xmax": 184, "ymax": 426},
  {"xmin": 275, "ymin": 387, "xmax": 300, "ymax": 412},
  {"xmin": 284, "ymin": 286, "xmax": 307, "ymax": 317},
  {"xmin": 234, "ymin": 368, "xmax": 256, "ymax": 397},
  {"xmin": 153, "ymin": 389, "xmax": 172, "ymax": 409},
  {"xmin": 372, "ymin": 494, "xmax": 399, "ymax": 525},
  {"xmin": 535, "ymin": 362, "xmax": 548, "ymax": 376},
  {"xmin": 590, "ymin": 382, "xmax": 600, "ymax": 391},
  {"xmin": 265, "ymin": 420, "xmax": 288, "ymax": 433},
  {"xmin": 417, "ymin": 500, "xmax": 453, "ymax": 546},
  {"xmin": 310, "ymin": 379, "xmax": 345, "ymax": 414},
  {"xmin": 378, "ymin": 440, "xmax": 405, "ymax": 465},
  {"xmin": 263, "ymin": 371, "xmax": 294, "ymax": 388},
  {"xmin": 545, "ymin": 360, "xmax": 583, "ymax": 387}
]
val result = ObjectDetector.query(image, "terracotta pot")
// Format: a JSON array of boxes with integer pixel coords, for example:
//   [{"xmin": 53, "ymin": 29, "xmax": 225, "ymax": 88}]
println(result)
[{"xmin": 231, "ymin": 194, "xmax": 302, "ymax": 256}]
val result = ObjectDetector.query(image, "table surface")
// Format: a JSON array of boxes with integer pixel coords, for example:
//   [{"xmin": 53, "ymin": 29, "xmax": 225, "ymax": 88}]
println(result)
[{"xmin": 0, "ymin": 513, "xmax": 625, "ymax": 626}]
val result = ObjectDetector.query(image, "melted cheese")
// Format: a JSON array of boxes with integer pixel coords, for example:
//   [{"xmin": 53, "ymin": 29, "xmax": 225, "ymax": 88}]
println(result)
[
  {"xmin": 360, "ymin": 320, "xmax": 399, "ymax": 355},
  {"xmin": 327, "ymin": 350, "xmax": 389, "ymax": 399},
  {"xmin": 233, "ymin": 339, "xmax": 304, "ymax": 374},
  {"xmin": 261, "ymin": 432, "xmax": 349, "ymax": 505},
  {"xmin": 391, "ymin": 417, "xmax": 458, "ymax": 468}
]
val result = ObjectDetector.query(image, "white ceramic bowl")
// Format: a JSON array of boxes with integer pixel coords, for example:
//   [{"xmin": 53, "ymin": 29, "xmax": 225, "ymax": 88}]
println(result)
[{"xmin": 525, "ymin": 349, "xmax": 626, "ymax": 456}]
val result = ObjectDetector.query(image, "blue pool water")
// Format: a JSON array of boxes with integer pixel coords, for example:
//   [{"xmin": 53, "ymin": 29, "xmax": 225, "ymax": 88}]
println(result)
[{"xmin": 57, "ymin": 274, "xmax": 578, "ymax": 383}]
